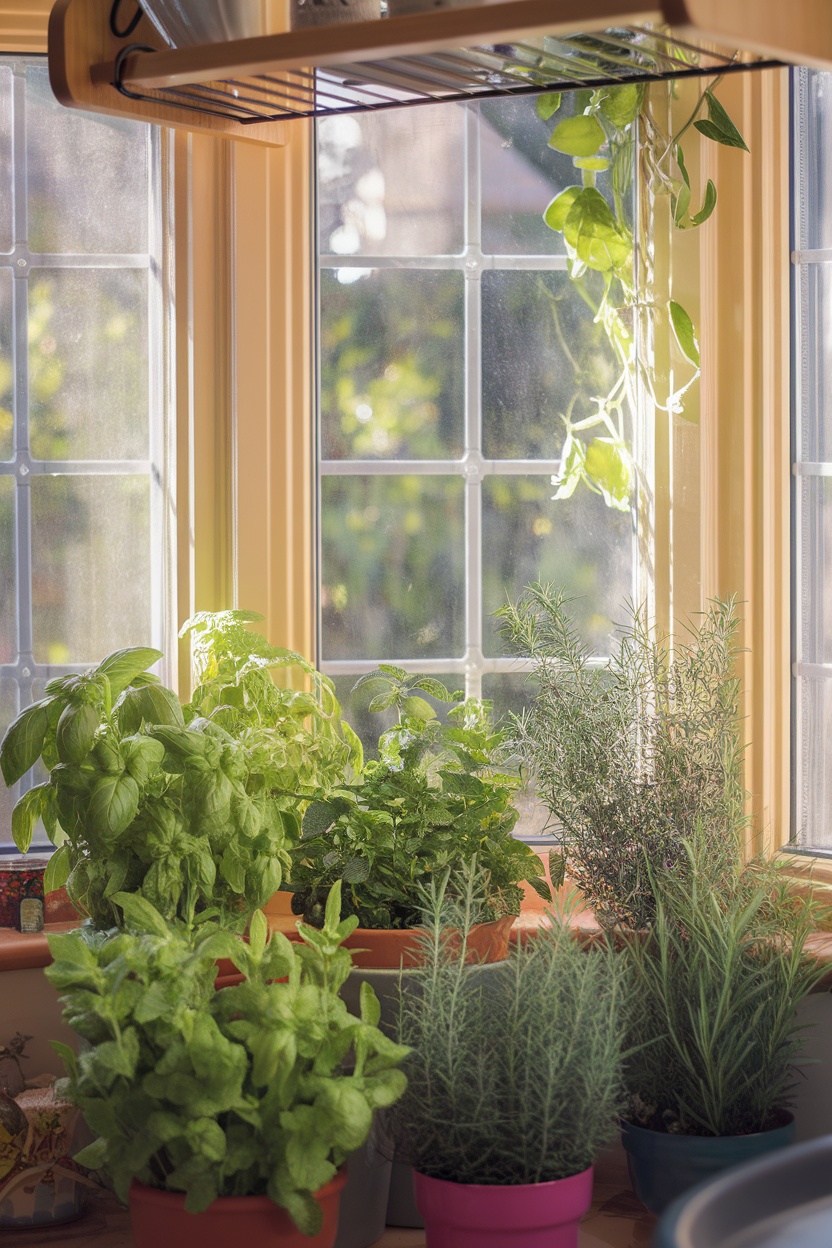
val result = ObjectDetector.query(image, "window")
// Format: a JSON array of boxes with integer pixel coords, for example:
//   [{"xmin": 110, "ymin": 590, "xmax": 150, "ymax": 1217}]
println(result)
[
  {"xmin": 316, "ymin": 98, "xmax": 638, "ymax": 769},
  {"xmin": 0, "ymin": 57, "xmax": 168, "ymax": 848},
  {"xmin": 793, "ymin": 67, "xmax": 832, "ymax": 852}
]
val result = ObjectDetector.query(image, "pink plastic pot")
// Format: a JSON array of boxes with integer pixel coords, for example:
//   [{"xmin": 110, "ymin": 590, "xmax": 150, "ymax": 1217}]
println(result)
[{"xmin": 412, "ymin": 1166, "xmax": 594, "ymax": 1248}]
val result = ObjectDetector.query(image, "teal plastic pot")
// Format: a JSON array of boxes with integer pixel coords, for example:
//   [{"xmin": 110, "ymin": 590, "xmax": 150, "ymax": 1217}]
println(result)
[{"xmin": 621, "ymin": 1115, "xmax": 796, "ymax": 1214}]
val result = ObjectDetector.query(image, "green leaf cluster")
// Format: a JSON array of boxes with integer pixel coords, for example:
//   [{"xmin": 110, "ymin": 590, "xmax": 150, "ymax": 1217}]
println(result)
[
  {"xmin": 536, "ymin": 72, "xmax": 748, "ymax": 509},
  {"xmin": 388, "ymin": 876, "xmax": 633, "ymax": 1184},
  {"xmin": 181, "ymin": 610, "xmax": 363, "ymax": 792},
  {"xmin": 45, "ymin": 883, "xmax": 408, "ymax": 1234},
  {"xmin": 0, "ymin": 612, "xmax": 360, "ymax": 929},
  {"xmin": 498, "ymin": 586, "xmax": 746, "ymax": 930},
  {"xmin": 622, "ymin": 842, "xmax": 824, "ymax": 1137},
  {"xmin": 290, "ymin": 672, "xmax": 549, "ymax": 929}
]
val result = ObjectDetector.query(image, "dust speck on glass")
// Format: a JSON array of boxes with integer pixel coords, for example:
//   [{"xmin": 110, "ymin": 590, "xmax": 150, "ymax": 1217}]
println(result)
[
  {"xmin": 793, "ymin": 68, "xmax": 832, "ymax": 853},
  {"xmin": 0, "ymin": 58, "xmax": 166, "ymax": 850},
  {"xmin": 315, "ymin": 97, "xmax": 637, "ymax": 836}
]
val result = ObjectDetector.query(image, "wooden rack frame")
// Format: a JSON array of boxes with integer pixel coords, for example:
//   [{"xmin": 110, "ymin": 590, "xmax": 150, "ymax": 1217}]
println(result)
[{"xmin": 48, "ymin": 0, "xmax": 832, "ymax": 142}]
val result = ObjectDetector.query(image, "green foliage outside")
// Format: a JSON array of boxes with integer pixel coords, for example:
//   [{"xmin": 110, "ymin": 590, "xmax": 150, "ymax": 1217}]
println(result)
[
  {"xmin": 45, "ymin": 884, "xmax": 408, "ymax": 1234},
  {"xmin": 290, "ymin": 667, "xmax": 551, "ymax": 929},
  {"xmin": 498, "ymin": 587, "xmax": 746, "ymax": 930},
  {"xmin": 622, "ymin": 843, "xmax": 824, "ymax": 1136},
  {"xmin": 388, "ymin": 873, "xmax": 632, "ymax": 1183}
]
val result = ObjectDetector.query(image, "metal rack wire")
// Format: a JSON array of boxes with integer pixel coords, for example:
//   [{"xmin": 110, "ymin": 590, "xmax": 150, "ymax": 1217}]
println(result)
[{"xmin": 111, "ymin": 26, "xmax": 781, "ymax": 122}]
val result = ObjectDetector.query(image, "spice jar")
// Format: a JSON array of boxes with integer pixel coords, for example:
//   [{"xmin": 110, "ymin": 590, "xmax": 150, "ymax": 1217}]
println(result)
[{"xmin": 0, "ymin": 857, "xmax": 49, "ymax": 932}]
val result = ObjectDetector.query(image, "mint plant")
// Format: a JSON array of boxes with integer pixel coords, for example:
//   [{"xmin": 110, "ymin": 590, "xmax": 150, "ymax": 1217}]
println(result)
[
  {"xmin": 290, "ymin": 670, "xmax": 550, "ymax": 928},
  {"xmin": 45, "ymin": 884, "xmax": 408, "ymax": 1235}
]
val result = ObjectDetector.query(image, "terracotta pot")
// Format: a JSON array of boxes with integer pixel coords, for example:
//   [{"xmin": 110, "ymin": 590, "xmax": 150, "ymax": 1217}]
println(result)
[
  {"xmin": 129, "ymin": 1171, "xmax": 347, "ymax": 1248},
  {"xmin": 412, "ymin": 1166, "xmax": 594, "ymax": 1248},
  {"xmin": 341, "ymin": 915, "xmax": 515, "ymax": 969}
]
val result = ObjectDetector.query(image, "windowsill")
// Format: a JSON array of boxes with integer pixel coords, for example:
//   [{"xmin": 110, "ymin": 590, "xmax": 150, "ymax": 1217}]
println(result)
[
  {"xmin": 0, "ymin": 1145, "xmax": 655, "ymax": 1247},
  {"xmin": 7, "ymin": 871, "xmax": 832, "ymax": 987}
]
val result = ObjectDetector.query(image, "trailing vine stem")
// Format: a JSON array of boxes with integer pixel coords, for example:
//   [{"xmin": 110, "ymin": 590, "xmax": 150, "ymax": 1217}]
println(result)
[{"xmin": 537, "ymin": 55, "xmax": 748, "ymax": 511}]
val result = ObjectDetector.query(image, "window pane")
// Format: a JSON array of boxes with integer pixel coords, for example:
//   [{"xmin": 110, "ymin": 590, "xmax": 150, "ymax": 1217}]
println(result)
[
  {"xmin": 796, "ymin": 68, "xmax": 832, "ymax": 252},
  {"xmin": 320, "ymin": 268, "xmax": 464, "ymax": 461},
  {"xmin": 482, "ymin": 475, "xmax": 632, "ymax": 657},
  {"xmin": 31, "ymin": 475, "xmax": 153, "ymax": 665},
  {"xmin": 29, "ymin": 269, "xmax": 150, "ymax": 461},
  {"xmin": 482, "ymin": 270, "xmax": 614, "ymax": 459},
  {"xmin": 480, "ymin": 96, "xmax": 573, "ymax": 256},
  {"xmin": 798, "ymin": 477, "xmax": 832, "ymax": 665},
  {"xmin": 318, "ymin": 105, "xmax": 465, "ymax": 258},
  {"xmin": 0, "ymin": 268, "xmax": 11, "ymax": 461},
  {"xmin": 0, "ymin": 476, "xmax": 14, "ymax": 659},
  {"xmin": 26, "ymin": 67, "xmax": 150, "ymax": 255},
  {"xmin": 321, "ymin": 475, "xmax": 464, "ymax": 660},
  {"xmin": 0, "ymin": 66, "xmax": 12, "ymax": 255},
  {"xmin": 797, "ymin": 265, "xmax": 832, "ymax": 461},
  {"xmin": 797, "ymin": 676, "xmax": 832, "ymax": 849}
]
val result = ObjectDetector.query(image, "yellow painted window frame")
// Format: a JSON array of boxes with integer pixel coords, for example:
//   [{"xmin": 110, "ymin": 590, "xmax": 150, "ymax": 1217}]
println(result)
[{"xmin": 6, "ymin": 4, "xmax": 805, "ymax": 878}]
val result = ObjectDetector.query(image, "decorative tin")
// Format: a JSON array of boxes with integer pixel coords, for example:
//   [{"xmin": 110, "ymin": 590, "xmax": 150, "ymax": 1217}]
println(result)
[{"xmin": 0, "ymin": 857, "xmax": 48, "ymax": 932}]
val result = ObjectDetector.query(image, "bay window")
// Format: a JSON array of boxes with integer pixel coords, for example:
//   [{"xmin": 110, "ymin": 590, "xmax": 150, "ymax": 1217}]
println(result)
[{"xmin": 0, "ymin": 0, "xmax": 806, "ymax": 883}]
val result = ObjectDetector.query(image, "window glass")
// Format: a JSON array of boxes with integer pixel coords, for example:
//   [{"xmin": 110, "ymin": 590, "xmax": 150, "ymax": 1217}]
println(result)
[
  {"xmin": 317, "ymin": 96, "xmax": 637, "ymax": 766},
  {"xmin": 0, "ymin": 58, "xmax": 166, "ymax": 849},
  {"xmin": 793, "ymin": 68, "xmax": 832, "ymax": 851}
]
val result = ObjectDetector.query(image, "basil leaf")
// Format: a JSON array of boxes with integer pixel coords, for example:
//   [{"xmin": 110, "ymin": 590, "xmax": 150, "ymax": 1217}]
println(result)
[
  {"xmin": 1, "ymin": 700, "xmax": 50, "ymax": 785},
  {"xmin": 95, "ymin": 647, "xmax": 163, "ymax": 699},
  {"xmin": 88, "ymin": 773, "xmax": 140, "ymax": 843},
  {"xmin": 44, "ymin": 843, "xmax": 72, "ymax": 893},
  {"xmin": 56, "ymin": 702, "xmax": 99, "ymax": 766},
  {"xmin": 11, "ymin": 782, "xmax": 49, "ymax": 853}
]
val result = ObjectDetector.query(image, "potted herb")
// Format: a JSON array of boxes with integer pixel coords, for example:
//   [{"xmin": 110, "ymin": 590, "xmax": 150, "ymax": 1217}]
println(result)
[
  {"xmin": 386, "ymin": 878, "xmax": 633, "ymax": 1248},
  {"xmin": 497, "ymin": 586, "xmax": 745, "ymax": 931},
  {"xmin": 619, "ymin": 843, "xmax": 823, "ymax": 1214},
  {"xmin": 44, "ymin": 883, "xmax": 408, "ymax": 1247},
  {"xmin": 0, "ymin": 612, "xmax": 359, "ymax": 930},
  {"xmin": 291, "ymin": 668, "xmax": 552, "ymax": 965}
]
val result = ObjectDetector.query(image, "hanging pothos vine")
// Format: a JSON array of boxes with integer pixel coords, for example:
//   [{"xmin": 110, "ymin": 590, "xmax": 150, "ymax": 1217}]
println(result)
[{"xmin": 537, "ymin": 74, "xmax": 747, "ymax": 511}]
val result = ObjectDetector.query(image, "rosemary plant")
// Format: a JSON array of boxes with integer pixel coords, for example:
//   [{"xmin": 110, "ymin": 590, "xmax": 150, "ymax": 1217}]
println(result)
[
  {"xmin": 498, "ymin": 585, "xmax": 746, "ymax": 930},
  {"xmin": 388, "ymin": 877, "xmax": 632, "ymax": 1185},
  {"xmin": 622, "ymin": 842, "xmax": 823, "ymax": 1137}
]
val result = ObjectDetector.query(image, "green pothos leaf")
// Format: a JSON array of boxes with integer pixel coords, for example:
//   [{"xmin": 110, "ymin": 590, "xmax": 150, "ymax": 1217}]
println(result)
[
  {"xmin": 584, "ymin": 438, "xmax": 633, "ymax": 511},
  {"xmin": 694, "ymin": 90, "xmax": 749, "ymax": 152},
  {"xmin": 535, "ymin": 91, "xmax": 561, "ymax": 121},
  {"xmin": 549, "ymin": 113, "xmax": 606, "ymax": 158},
  {"xmin": 669, "ymin": 299, "xmax": 701, "ymax": 368}
]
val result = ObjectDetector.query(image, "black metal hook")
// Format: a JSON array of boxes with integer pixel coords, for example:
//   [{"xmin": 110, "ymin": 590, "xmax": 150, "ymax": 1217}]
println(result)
[{"xmin": 109, "ymin": 0, "xmax": 144, "ymax": 39}]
